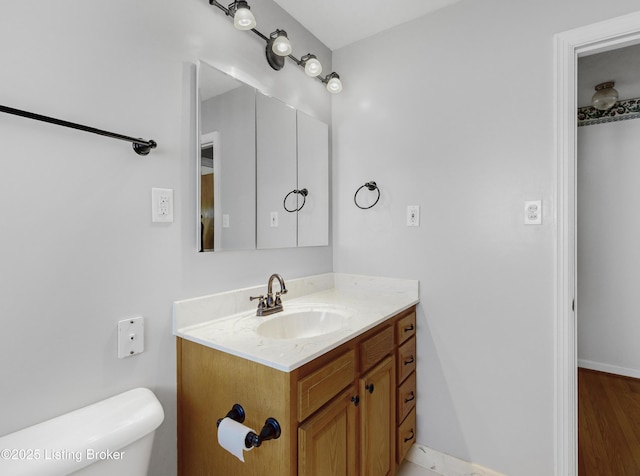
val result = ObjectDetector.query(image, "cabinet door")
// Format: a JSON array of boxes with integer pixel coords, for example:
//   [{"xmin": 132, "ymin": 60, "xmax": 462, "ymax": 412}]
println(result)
[
  {"xmin": 298, "ymin": 386, "xmax": 357, "ymax": 476},
  {"xmin": 360, "ymin": 356, "xmax": 395, "ymax": 476},
  {"xmin": 256, "ymin": 92, "xmax": 297, "ymax": 249},
  {"xmin": 297, "ymin": 110, "xmax": 328, "ymax": 247}
]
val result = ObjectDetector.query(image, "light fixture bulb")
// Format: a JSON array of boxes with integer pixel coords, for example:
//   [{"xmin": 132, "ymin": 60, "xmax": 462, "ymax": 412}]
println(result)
[
  {"xmin": 591, "ymin": 81, "xmax": 619, "ymax": 111},
  {"xmin": 303, "ymin": 55, "xmax": 322, "ymax": 77},
  {"xmin": 326, "ymin": 73, "xmax": 342, "ymax": 94},
  {"xmin": 271, "ymin": 30, "xmax": 292, "ymax": 56},
  {"xmin": 233, "ymin": 2, "xmax": 256, "ymax": 31}
]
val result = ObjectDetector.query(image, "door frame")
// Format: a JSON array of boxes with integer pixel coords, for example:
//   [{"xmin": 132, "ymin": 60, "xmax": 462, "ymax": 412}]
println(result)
[{"xmin": 555, "ymin": 10, "xmax": 640, "ymax": 476}]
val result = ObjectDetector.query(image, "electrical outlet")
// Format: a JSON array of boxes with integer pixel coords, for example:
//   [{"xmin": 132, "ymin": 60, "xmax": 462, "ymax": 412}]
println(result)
[
  {"xmin": 117, "ymin": 317, "xmax": 144, "ymax": 358},
  {"xmin": 151, "ymin": 188, "xmax": 174, "ymax": 223},
  {"xmin": 524, "ymin": 200, "xmax": 542, "ymax": 225},
  {"xmin": 222, "ymin": 214, "xmax": 230, "ymax": 228},
  {"xmin": 407, "ymin": 205, "xmax": 420, "ymax": 227}
]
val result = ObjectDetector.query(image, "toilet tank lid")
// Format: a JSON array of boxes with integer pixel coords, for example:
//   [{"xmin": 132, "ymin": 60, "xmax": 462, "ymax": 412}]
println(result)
[{"xmin": 0, "ymin": 387, "xmax": 164, "ymax": 476}]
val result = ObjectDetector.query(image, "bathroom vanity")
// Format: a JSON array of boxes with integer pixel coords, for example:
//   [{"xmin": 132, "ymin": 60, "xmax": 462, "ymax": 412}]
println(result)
[{"xmin": 174, "ymin": 274, "xmax": 418, "ymax": 476}]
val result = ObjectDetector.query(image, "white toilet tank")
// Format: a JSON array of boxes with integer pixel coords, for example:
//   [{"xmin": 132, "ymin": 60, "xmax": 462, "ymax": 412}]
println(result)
[{"xmin": 0, "ymin": 387, "xmax": 164, "ymax": 476}]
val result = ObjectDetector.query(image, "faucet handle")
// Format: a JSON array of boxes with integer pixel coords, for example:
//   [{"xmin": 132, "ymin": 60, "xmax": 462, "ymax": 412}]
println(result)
[{"xmin": 250, "ymin": 295, "xmax": 267, "ymax": 316}]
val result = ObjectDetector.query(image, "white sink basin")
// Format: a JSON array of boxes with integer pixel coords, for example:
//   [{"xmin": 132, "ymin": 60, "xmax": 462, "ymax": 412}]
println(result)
[{"xmin": 256, "ymin": 307, "xmax": 351, "ymax": 340}]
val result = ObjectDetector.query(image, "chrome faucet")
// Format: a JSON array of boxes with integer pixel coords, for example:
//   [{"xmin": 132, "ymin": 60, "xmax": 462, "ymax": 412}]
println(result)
[{"xmin": 250, "ymin": 274, "xmax": 288, "ymax": 316}]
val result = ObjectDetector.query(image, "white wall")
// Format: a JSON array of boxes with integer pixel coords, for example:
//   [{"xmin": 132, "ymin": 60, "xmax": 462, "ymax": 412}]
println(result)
[
  {"xmin": 0, "ymin": 1, "xmax": 331, "ymax": 474},
  {"xmin": 332, "ymin": 1, "xmax": 640, "ymax": 474},
  {"xmin": 578, "ymin": 119, "xmax": 640, "ymax": 377}
]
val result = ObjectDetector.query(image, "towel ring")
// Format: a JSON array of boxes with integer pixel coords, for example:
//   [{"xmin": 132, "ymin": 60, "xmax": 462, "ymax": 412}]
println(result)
[
  {"xmin": 283, "ymin": 188, "xmax": 308, "ymax": 212},
  {"xmin": 354, "ymin": 181, "xmax": 380, "ymax": 209}
]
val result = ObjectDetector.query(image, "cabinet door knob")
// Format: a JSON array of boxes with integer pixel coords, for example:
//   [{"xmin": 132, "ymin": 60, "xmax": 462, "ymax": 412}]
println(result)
[
  {"xmin": 404, "ymin": 355, "xmax": 415, "ymax": 365},
  {"xmin": 404, "ymin": 429, "xmax": 415, "ymax": 443},
  {"xmin": 351, "ymin": 395, "xmax": 360, "ymax": 407},
  {"xmin": 365, "ymin": 383, "xmax": 375, "ymax": 394},
  {"xmin": 404, "ymin": 391, "xmax": 415, "ymax": 403}
]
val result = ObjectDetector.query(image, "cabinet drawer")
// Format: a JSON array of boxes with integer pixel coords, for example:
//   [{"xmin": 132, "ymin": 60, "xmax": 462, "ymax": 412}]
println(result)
[
  {"xmin": 397, "ymin": 407, "xmax": 416, "ymax": 464},
  {"xmin": 396, "ymin": 310, "xmax": 416, "ymax": 345},
  {"xmin": 397, "ymin": 371, "xmax": 416, "ymax": 423},
  {"xmin": 298, "ymin": 350, "xmax": 355, "ymax": 422},
  {"xmin": 397, "ymin": 336, "xmax": 416, "ymax": 384},
  {"xmin": 360, "ymin": 326, "xmax": 394, "ymax": 373}
]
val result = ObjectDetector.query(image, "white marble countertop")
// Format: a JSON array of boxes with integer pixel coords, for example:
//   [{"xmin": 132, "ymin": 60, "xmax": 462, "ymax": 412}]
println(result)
[{"xmin": 173, "ymin": 273, "xmax": 419, "ymax": 372}]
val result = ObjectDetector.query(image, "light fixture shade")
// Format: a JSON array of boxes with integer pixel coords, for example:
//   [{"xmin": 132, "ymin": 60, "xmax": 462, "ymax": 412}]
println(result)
[
  {"xmin": 326, "ymin": 73, "xmax": 342, "ymax": 94},
  {"xmin": 591, "ymin": 81, "xmax": 619, "ymax": 111},
  {"xmin": 303, "ymin": 55, "xmax": 322, "ymax": 77},
  {"xmin": 232, "ymin": 2, "xmax": 256, "ymax": 30},
  {"xmin": 271, "ymin": 30, "xmax": 292, "ymax": 56}
]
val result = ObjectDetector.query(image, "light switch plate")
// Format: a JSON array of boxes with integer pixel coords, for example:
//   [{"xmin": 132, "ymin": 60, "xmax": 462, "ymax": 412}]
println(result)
[
  {"xmin": 407, "ymin": 205, "xmax": 420, "ymax": 227},
  {"xmin": 117, "ymin": 316, "xmax": 144, "ymax": 358}
]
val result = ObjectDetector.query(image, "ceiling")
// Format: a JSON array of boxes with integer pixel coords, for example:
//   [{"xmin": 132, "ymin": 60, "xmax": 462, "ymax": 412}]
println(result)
[
  {"xmin": 272, "ymin": 0, "xmax": 462, "ymax": 51},
  {"xmin": 216, "ymin": 1, "xmax": 640, "ymax": 109},
  {"xmin": 578, "ymin": 43, "xmax": 640, "ymax": 108}
]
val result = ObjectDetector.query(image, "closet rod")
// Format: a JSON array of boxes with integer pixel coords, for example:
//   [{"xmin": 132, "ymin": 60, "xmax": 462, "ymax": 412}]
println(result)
[{"xmin": 0, "ymin": 104, "xmax": 157, "ymax": 156}]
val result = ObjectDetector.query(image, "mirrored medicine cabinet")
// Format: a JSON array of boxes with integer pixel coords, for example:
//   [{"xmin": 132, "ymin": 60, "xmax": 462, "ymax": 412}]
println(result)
[{"xmin": 196, "ymin": 61, "xmax": 329, "ymax": 252}]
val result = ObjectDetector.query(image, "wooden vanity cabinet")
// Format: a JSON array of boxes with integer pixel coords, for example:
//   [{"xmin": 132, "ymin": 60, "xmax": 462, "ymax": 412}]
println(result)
[
  {"xmin": 395, "ymin": 308, "xmax": 417, "ymax": 463},
  {"xmin": 177, "ymin": 305, "xmax": 417, "ymax": 476},
  {"xmin": 359, "ymin": 355, "xmax": 395, "ymax": 476}
]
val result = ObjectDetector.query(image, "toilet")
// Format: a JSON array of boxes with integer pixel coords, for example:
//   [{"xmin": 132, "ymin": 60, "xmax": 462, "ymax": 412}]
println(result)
[{"xmin": 0, "ymin": 387, "xmax": 164, "ymax": 476}]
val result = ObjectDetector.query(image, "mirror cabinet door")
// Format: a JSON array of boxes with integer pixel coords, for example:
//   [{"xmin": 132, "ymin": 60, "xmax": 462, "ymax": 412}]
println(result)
[
  {"xmin": 198, "ymin": 62, "xmax": 256, "ymax": 251},
  {"xmin": 297, "ymin": 111, "xmax": 329, "ymax": 247},
  {"xmin": 197, "ymin": 61, "xmax": 329, "ymax": 252},
  {"xmin": 256, "ymin": 92, "xmax": 298, "ymax": 249}
]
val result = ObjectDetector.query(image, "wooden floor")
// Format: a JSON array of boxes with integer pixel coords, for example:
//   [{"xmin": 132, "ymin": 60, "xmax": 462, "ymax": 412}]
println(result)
[{"xmin": 579, "ymin": 368, "xmax": 640, "ymax": 476}]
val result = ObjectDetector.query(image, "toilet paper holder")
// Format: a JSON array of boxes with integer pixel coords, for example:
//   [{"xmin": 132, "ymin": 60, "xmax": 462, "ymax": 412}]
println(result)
[
  {"xmin": 217, "ymin": 404, "xmax": 282, "ymax": 449},
  {"xmin": 217, "ymin": 403, "xmax": 246, "ymax": 427}
]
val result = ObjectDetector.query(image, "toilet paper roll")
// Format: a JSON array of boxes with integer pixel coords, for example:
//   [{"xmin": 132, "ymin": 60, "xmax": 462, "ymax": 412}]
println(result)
[{"xmin": 217, "ymin": 417, "xmax": 256, "ymax": 462}]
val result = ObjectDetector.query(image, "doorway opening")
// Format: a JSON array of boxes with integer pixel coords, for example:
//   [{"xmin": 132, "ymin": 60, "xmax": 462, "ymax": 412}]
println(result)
[
  {"xmin": 555, "ymin": 10, "xmax": 640, "ymax": 476},
  {"xmin": 576, "ymin": 40, "xmax": 640, "ymax": 475}
]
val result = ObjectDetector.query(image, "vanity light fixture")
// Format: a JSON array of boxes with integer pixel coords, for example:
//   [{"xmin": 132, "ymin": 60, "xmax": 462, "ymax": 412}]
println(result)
[
  {"xmin": 270, "ymin": 29, "xmax": 292, "ymax": 56},
  {"xmin": 207, "ymin": 0, "xmax": 342, "ymax": 93},
  {"xmin": 300, "ymin": 54, "xmax": 322, "ymax": 77},
  {"xmin": 266, "ymin": 29, "xmax": 291, "ymax": 71},
  {"xmin": 591, "ymin": 81, "xmax": 619, "ymax": 111},
  {"xmin": 323, "ymin": 72, "xmax": 343, "ymax": 94},
  {"xmin": 229, "ymin": 0, "xmax": 256, "ymax": 30}
]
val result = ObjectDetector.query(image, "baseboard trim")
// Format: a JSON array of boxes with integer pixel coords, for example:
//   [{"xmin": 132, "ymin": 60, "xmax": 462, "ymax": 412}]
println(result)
[
  {"xmin": 578, "ymin": 359, "xmax": 640, "ymax": 379},
  {"xmin": 405, "ymin": 444, "xmax": 505, "ymax": 476}
]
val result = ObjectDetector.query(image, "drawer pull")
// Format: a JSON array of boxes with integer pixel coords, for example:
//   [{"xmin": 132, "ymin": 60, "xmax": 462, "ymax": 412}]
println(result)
[
  {"xmin": 404, "ymin": 324, "xmax": 415, "ymax": 332},
  {"xmin": 404, "ymin": 392, "xmax": 415, "ymax": 403},
  {"xmin": 404, "ymin": 355, "xmax": 415, "ymax": 365},
  {"xmin": 365, "ymin": 383, "xmax": 375, "ymax": 394},
  {"xmin": 404, "ymin": 429, "xmax": 415, "ymax": 443},
  {"xmin": 351, "ymin": 395, "xmax": 360, "ymax": 407}
]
